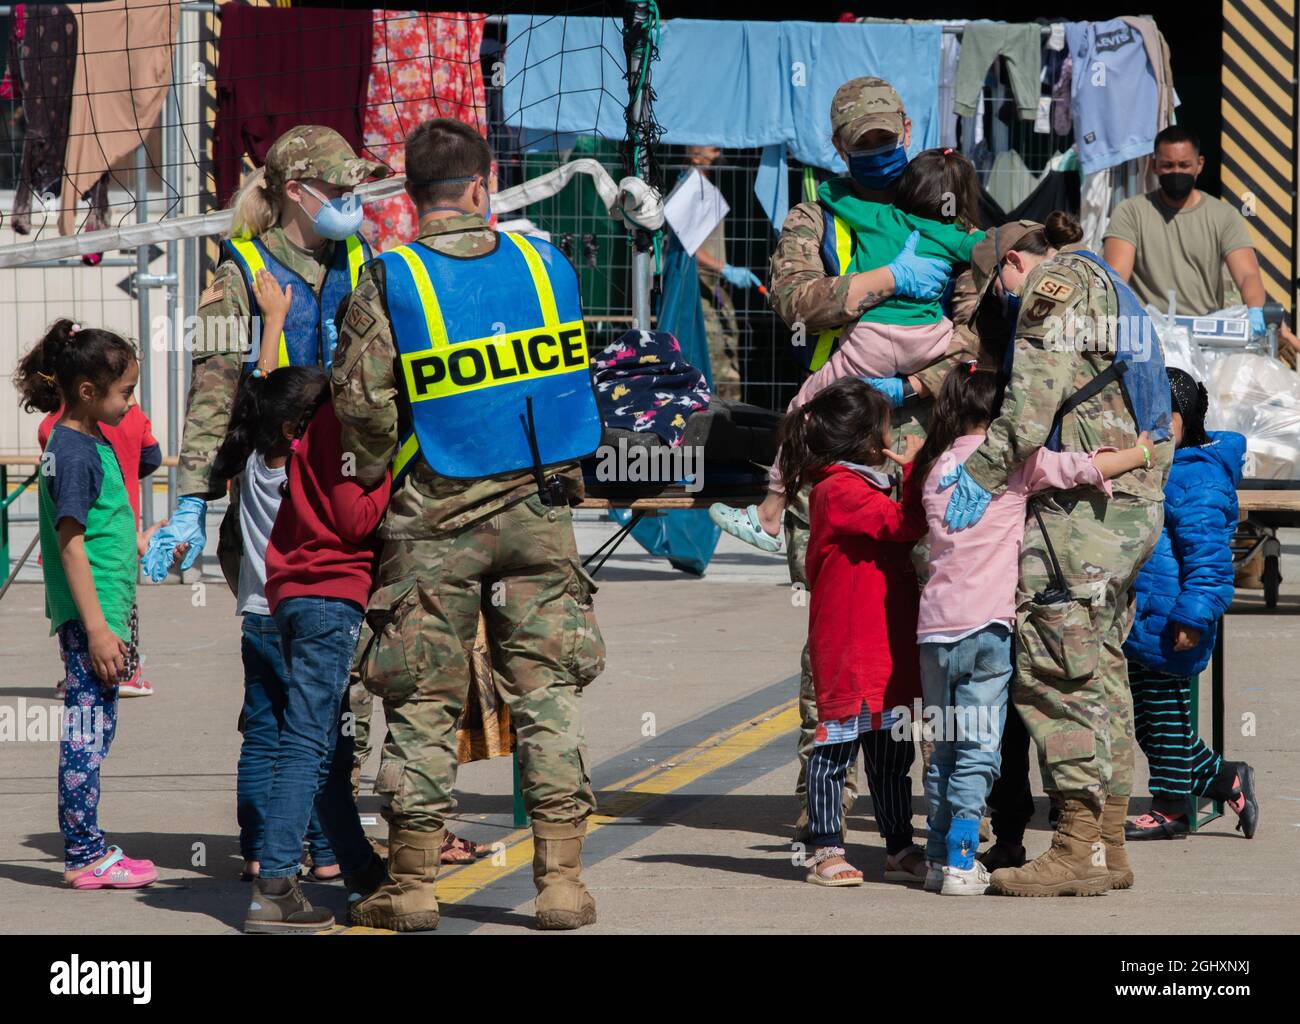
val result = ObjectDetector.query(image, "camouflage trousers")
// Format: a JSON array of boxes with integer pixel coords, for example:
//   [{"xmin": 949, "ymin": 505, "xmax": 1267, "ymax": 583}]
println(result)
[
  {"xmin": 356, "ymin": 495, "xmax": 604, "ymax": 833},
  {"xmin": 348, "ymin": 678, "xmax": 373, "ymax": 800},
  {"xmin": 701, "ymin": 281, "xmax": 742, "ymax": 401},
  {"xmin": 1013, "ymin": 491, "xmax": 1162, "ymax": 811}
]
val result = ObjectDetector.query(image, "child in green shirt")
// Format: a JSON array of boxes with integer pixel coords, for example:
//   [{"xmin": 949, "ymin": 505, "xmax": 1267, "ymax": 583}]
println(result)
[{"xmin": 15, "ymin": 319, "xmax": 177, "ymax": 888}]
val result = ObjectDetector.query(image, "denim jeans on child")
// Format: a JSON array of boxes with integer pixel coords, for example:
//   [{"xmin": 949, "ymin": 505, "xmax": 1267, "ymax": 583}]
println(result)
[
  {"xmin": 919, "ymin": 625, "xmax": 1012, "ymax": 866},
  {"xmin": 260, "ymin": 597, "xmax": 371, "ymax": 879},
  {"xmin": 237, "ymin": 613, "xmax": 336, "ymax": 866},
  {"xmin": 57, "ymin": 621, "xmax": 120, "ymax": 869}
]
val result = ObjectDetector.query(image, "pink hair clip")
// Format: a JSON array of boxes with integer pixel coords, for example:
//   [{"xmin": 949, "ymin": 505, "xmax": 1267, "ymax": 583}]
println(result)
[{"xmin": 69, "ymin": 322, "xmax": 82, "ymax": 336}]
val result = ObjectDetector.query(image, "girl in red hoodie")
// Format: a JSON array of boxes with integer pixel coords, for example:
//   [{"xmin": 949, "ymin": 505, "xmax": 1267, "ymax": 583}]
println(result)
[
  {"xmin": 242, "ymin": 371, "xmax": 391, "ymax": 933},
  {"xmin": 777, "ymin": 378, "xmax": 927, "ymax": 887}
]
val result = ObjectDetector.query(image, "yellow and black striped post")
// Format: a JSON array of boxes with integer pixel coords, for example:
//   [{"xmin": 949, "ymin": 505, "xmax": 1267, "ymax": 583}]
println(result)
[{"xmin": 1222, "ymin": 0, "xmax": 1298, "ymax": 309}]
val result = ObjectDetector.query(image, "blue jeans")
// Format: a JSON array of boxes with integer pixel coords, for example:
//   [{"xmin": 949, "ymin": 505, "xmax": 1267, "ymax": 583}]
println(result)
[
  {"xmin": 919, "ymin": 625, "xmax": 1012, "ymax": 864},
  {"xmin": 237, "ymin": 613, "xmax": 335, "ymax": 866},
  {"xmin": 260, "ymin": 597, "xmax": 371, "ymax": 879}
]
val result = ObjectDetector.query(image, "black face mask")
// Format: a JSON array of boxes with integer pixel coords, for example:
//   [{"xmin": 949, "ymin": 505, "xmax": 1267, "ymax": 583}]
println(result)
[{"xmin": 1159, "ymin": 172, "xmax": 1196, "ymax": 201}]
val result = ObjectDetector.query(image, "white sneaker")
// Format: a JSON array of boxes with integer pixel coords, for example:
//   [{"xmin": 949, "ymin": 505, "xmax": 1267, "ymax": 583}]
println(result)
[
  {"xmin": 924, "ymin": 861, "xmax": 944, "ymax": 893},
  {"xmin": 940, "ymin": 861, "xmax": 992, "ymax": 896}
]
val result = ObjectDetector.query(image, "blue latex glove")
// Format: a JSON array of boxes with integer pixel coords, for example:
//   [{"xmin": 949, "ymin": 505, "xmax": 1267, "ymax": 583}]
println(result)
[
  {"xmin": 886, "ymin": 230, "xmax": 951, "ymax": 300},
  {"xmin": 1248, "ymin": 306, "xmax": 1266, "ymax": 337},
  {"xmin": 721, "ymin": 264, "xmax": 762, "ymax": 290},
  {"xmin": 861, "ymin": 376, "xmax": 905, "ymax": 408},
  {"xmin": 938, "ymin": 464, "xmax": 993, "ymax": 530},
  {"xmin": 141, "ymin": 495, "xmax": 206, "ymax": 581}
]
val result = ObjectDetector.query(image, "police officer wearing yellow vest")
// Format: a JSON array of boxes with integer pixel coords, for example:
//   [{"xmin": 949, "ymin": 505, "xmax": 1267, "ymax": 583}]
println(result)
[
  {"xmin": 142, "ymin": 125, "xmax": 388, "ymax": 582},
  {"xmin": 333, "ymin": 119, "xmax": 606, "ymax": 931}
]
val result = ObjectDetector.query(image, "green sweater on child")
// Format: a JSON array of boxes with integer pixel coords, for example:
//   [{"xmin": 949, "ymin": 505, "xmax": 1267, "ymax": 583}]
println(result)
[{"xmin": 818, "ymin": 177, "xmax": 984, "ymax": 326}]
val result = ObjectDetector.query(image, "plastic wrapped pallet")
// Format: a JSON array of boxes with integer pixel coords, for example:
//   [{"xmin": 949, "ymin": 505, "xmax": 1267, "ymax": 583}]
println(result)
[{"xmin": 1204, "ymin": 353, "xmax": 1300, "ymax": 480}]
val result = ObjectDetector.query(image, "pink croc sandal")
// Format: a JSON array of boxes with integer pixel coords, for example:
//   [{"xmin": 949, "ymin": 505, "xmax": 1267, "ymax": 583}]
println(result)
[{"xmin": 69, "ymin": 846, "xmax": 157, "ymax": 889}]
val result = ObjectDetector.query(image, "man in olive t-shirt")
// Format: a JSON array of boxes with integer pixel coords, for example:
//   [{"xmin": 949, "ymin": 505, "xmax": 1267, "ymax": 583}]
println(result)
[{"xmin": 1104, "ymin": 126, "xmax": 1260, "ymax": 315}]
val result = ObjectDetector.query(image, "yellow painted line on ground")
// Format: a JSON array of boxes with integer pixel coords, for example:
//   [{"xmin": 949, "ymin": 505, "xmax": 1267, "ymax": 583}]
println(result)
[{"xmin": 333, "ymin": 698, "xmax": 798, "ymax": 930}]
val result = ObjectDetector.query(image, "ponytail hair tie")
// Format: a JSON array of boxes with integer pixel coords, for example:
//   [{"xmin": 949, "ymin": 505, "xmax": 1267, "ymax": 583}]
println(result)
[
  {"xmin": 943, "ymin": 148, "xmax": 954, "ymax": 156},
  {"xmin": 69, "ymin": 322, "xmax": 81, "ymax": 336}
]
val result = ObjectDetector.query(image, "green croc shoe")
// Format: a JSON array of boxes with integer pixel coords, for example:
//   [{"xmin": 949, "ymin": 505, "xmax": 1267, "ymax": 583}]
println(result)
[{"xmin": 709, "ymin": 503, "xmax": 782, "ymax": 552}]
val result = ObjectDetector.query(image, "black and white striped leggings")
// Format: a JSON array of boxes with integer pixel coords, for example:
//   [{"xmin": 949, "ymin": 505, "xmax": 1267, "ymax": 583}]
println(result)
[{"xmin": 806, "ymin": 728, "xmax": 914, "ymax": 852}]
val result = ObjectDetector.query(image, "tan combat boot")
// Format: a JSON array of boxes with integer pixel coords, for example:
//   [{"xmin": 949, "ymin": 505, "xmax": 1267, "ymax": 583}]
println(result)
[
  {"xmin": 533, "ymin": 819, "xmax": 597, "ymax": 930},
  {"xmin": 1101, "ymin": 795, "xmax": 1134, "ymax": 890},
  {"xmin": 989, "ymin": 798, "xmax": 1110, "ymax": 897},
  {"xmin": 349, "ymin": 826, "xmax": 444, "ymax": 931}
]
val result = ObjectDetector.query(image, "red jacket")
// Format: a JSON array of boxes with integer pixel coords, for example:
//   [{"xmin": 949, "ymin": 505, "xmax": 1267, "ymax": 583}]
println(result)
[
  {"xmin": 265, "ymin": 401, "xmax": 391, "ymax": 613},
  {"xmin": 806, "ymin": 462, "xmax": 926, "ymax": 723}
]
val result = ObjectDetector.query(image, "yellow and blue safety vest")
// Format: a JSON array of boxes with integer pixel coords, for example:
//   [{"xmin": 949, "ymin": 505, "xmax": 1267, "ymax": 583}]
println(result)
[
  {"xmin": 798, "ymin": 206, "xmax": 857, "ymax": 374},
  {"xmin": 223, "ymin": 233, "xmax": 370, "ymax": 370},
  {"xmin": 379, "ymin": 231, "xmax": 602, "ymax": 482}
]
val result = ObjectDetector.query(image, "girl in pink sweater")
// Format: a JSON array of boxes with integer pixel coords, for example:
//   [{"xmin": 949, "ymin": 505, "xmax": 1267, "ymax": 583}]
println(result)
[{"xmin": 912, "ymin": 363, "xmax": 1151, "ymax": 896}]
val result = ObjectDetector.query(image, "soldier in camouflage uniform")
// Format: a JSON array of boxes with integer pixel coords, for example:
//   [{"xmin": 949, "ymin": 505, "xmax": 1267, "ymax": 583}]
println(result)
[
  {"xmin": 335, "ymin": 119, "xmax": 604, "ymax": 932},
  {"xmin": 946, "ymin": 221, "xmax": 1172, "ymax": 896},
  {"xmin": 766, "ymin": 77, "xmax": 990, "ymax": 841},
  {"xmin": 139, "ymin": 126, "xmax": 397, "ymax": 930}
]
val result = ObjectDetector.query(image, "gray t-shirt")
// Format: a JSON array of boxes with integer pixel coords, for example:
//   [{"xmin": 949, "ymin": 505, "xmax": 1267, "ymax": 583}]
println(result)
[
  {"xmin": 1104, "ymin": 189, "xmax": 1256, "ymax": 315},
  {"xmin": 236, "ymin": 451, "xmax": 286, "ymax": 617}
]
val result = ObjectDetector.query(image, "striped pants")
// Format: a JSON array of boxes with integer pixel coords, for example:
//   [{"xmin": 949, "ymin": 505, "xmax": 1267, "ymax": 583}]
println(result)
[
  {"xmin": 1129, "ymin": 661, "xmax": 1222, "ymax": 810},
  {"xmin": 806, "ymin": 728, "xmax": 914, "ymax": 852}
]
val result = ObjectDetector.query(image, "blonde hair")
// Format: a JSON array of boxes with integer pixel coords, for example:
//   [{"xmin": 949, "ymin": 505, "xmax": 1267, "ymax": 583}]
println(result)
[{"xmin": 226, "ymin": 167, "xmax": 282, "ymax": 240}]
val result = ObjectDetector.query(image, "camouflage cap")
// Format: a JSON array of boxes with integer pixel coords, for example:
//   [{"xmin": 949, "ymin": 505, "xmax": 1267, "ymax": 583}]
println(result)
[
  {"xmin": 264, "ymin": 125, "xmax": 390, "ymax": 193},
  {"xmin": 970, "ymin": 219, "xmax": 1046, "ymax": 306},
  {"xmin": 830, "ymin": 77, "xmax": 906, "ymax": 146}
]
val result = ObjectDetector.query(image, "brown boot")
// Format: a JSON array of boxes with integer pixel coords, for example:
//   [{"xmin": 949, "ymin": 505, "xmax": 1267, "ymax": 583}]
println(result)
[
  {"xmin": 990, "ymin": 798, "xmax": 1110, "ymax": 897},
  {"xmin": 349, "ymin": 827, "xmax": 443, "ymax": 931},
  {"xmin": 533, "ymin": 819, "xmax": 597, "ymax": 930},
  {"xmin": 1101, "ymin": 795, "xmax": 1134, "ymax": 890}
]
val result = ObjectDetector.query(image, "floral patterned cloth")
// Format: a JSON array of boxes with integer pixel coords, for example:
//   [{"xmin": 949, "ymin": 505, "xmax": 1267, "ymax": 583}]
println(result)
[
  {"xmin": 361, "ymin": 11, "xmax": 488, "ymax": 253},
  {"xmin": 594, "ymin": 330, "xmax": 711, "ymax": 448},
  {"xmin": 57, "ymin": 620, "xmax": 120, "ymax": 870}
]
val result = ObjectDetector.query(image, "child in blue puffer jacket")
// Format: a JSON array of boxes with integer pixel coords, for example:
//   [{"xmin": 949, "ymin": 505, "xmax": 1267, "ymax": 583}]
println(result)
[{"xmin": 1123, "ymin": 368, "xmax": 1259, "ymax": 841}]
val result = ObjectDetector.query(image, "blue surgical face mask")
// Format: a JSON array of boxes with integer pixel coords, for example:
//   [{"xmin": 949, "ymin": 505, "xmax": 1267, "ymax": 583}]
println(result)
[
  {"xmin": 300, "ymin": 183, "xmax": 364, "ymax": 241},
  {"xmin": 845, "ymin": 139, "xmax": 909, "ymax": 190},
  {"xmin": 997, "ymin": 263, "xmax": 1022, "ymax": 328}
]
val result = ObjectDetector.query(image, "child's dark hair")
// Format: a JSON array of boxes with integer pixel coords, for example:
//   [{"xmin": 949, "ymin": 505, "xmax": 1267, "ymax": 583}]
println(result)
[
  {"xmin": 914, "ymin": 362, "xmax": 1005, "ymax": 486},
  {"xmin": 894, "ymin": 148, "xmax": 982, "ymax": 229},
  {"xmin": 212, "ymin": 366, "xmax": 329, "ymax": 487},
  {"xmin": 14, "ymin": 318, "xmax": 137, "ymax": 413},
  {"xmin": 1167, "ymin": 367, "xmax": 1210, "ymax": 448},
  {"xmin": 777, "ymin": 377, "xmax": 892, "ymax": 496}
]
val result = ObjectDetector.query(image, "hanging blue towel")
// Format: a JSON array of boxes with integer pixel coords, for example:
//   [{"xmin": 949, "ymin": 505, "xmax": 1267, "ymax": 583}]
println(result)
[{"xmin": 503, "ymin": 16, "xmax": 941, "ymax": 172}]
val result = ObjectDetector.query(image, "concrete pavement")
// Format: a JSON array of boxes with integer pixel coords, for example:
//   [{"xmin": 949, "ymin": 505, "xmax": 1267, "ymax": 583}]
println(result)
[{"xmin": 1, "ymin": 511, "xmax": 1297, "ymax": 934}]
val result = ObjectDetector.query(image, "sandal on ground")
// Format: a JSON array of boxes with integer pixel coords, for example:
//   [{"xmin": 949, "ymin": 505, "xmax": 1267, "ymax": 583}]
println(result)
[
  {"xmin": 804, "ymin": 846, "xmax": 863, "ymax": 887},
  {"xmin": 68, "ymin": 846, "xmax": 157, "ymax": 889},
  {"xmin": 1224, "ymin": 762, "xmax": 1259, "ymax": 839},
  {"xmin": 883, "ymin": 844, "xmax": 928, "ymax": 882},
  {"xmin": 440, "ymin": 830, "xmax": 491, "ymax": 865},
  {"xmin": 709, "ymin": 503, "xmax": 782, "ymax": 553},
  {"xmin": 1124, "ymin": 810, "xmax": 1189, "ymax": 841}
]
